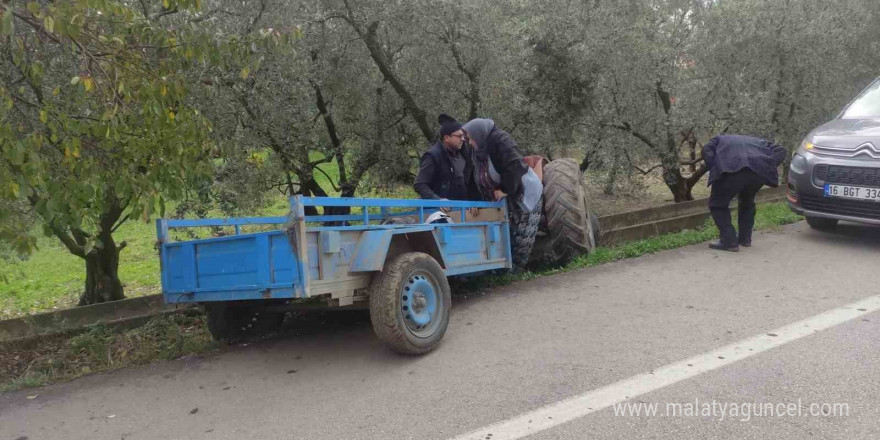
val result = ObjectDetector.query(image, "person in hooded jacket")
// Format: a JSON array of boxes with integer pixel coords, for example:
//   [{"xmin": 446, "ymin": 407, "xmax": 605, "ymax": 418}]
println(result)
[
  {"xmin": 702, "ymin": 134, "xmax": 787, "ymax": 252},
  {"xmin": 462, "ymin": 118, "xmax": 543, "ymax": 269},
  {"xmin": 461, "ymin": 118, "xmax": 541, "ymax": 211}
]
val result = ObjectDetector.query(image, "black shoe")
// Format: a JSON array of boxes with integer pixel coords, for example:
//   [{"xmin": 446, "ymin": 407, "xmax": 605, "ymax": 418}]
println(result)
[
  {"xmin": 738, "ymin": 241, "xmax": 752, "ymax": 247},
  {"xmin": 709, "ymin": 242, "xmax": 740, "ymax": 252}
]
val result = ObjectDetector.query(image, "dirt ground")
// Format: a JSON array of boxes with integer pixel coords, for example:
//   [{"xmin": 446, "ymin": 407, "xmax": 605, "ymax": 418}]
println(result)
[{"xmin": 584, "ymin": 169, "xmax": 711, "ymax": 216}]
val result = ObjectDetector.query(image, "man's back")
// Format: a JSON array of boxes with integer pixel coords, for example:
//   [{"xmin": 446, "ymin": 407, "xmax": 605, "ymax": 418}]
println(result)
[{"xmin": 703, "ymin": 134, "xmax": 787, "ymax": 186}]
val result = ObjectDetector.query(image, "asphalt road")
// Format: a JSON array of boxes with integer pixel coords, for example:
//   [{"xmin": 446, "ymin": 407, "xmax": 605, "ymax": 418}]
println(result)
[{"xmin": 2, "ymin": 221, "xmax": 879, "ymax": 440}]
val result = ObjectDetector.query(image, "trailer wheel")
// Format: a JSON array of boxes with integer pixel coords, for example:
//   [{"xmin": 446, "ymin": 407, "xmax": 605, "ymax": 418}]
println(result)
[
  {"xmin": 369, "ymin": 252, "xmax": 451, "ymax": 355},
  {"xmin": 204, "ymin": 302, "xmax": 281, "ymax": 342}
]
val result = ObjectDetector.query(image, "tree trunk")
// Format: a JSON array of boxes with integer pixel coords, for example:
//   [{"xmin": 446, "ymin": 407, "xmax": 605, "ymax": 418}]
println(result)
[
  {"xmin": 663, "ymin": 167, "xmax": 694, "ymax": 203},
  {"xmin": 340, "ymin": 1, "xmax": 434, "ymax": 142},
  {"xmin": 79, "ymin": 245, "xmax": 124, "ymax": 305},
  {"xmin": 77, "ymin": 195, "xmax": 127, "ymax": 305},
  {"xmin": 604, "ymin": 148, "xmax": 620, "ymax": 195}
]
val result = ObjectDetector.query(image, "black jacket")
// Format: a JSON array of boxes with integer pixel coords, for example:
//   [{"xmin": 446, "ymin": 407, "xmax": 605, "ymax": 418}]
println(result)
[
  {"xmin": 479, "ymin": 126, "xmax": 529, "ymax": 198},
  {"xmin": 702, "ymin": 135, "xmax": 787, "ymax": 187},
  {"xmin": 413, "ymin": 142, "xmax": 477, "ymax": 200}
]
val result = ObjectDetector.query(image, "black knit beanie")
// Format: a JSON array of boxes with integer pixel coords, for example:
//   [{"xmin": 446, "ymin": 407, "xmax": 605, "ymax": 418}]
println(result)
[{"xmin": 438, "ymin": 113, "xmax": 463, "ymax": 137}]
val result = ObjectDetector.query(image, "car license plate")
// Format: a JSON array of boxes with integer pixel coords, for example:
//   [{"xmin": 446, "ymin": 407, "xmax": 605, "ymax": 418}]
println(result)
[{"xmin": 823, "ymin": 184, "xmax": 880, "ymax": 201}]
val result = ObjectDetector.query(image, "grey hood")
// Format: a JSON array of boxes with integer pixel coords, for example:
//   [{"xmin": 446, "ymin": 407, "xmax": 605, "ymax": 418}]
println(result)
[
  {"xmin": 462, "ymin": 118, "xmax": 495, "ymax": 149},
  {"xmin": 806, "ymin": 118, "xmax": 880, "ymax": 160}
]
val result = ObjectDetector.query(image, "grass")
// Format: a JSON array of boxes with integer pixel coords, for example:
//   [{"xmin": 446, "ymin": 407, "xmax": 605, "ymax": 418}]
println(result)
[
  {"xmin": 0, "ymin": 313, "xmax": 216, "ymax": 393},
  {"xmin": 456, "ymin": 202, "xmax": 802, "ymax": 292},
  {"xmin": 0, "ymin": 202, "xmax": 801, "ymax": 392},
  {"xmin": 0, "ymin": 219, "xmax": 162, "ymax": 320}
]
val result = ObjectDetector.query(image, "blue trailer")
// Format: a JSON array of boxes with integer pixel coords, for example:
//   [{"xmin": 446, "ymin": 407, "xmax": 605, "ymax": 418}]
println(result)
[{"xmin": 156, "ymin": 196, "xmax": 512, "ymax": 354}]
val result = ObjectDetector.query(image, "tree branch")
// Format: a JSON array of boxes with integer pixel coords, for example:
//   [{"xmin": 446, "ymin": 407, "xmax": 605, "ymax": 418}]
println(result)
[
  {"xmin": 680, "ymin": 155, "xmax": 704, "ymax": 167},
  {"xmin": 621, "ymin": 148, "xmax": 662, "ymax": 175},
  {"xmin": 188, "ymin": 8, "xmax": 238, "ymax": 23},
  {"xmin": 111, "ymin": 213, "xmax": 132, "ymax": 233},
  {"xmin": 51, "ymin": 225, "xmax": 86, "ymax": 258},
  {"xmin": 601, "ymin": 122, "xmax": 658, "ymax": 150},
  {"xmin": 313, "ymin": 166, "xmax": 340, "ymax": 192},
  {"xmin": 151, "ymin": 7, "xmax": 180, "ymax": 21},
  {"xmin": 686, "ymin": 163, "xmax": 709, "ymax": 186},
  {"xmin": 244, "ymin": 0, "xmax": 268, "ymax": 34}
]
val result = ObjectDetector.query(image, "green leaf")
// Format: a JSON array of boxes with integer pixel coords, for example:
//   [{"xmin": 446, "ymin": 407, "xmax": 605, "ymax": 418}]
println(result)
[
  {"xmin": 43, "ymin": 15, "xmax": 54, "ymax": 34},
  {"xmin": 27, "ymin": 2, "xmax": 41, "ymax": 15},
  {"xmin": 39, "ymin": 109, "xmax": 48, "ymax": 123},
  {"xmin": 70, "ymin": 76, "xmax": 80, "ymax": 85},
  {"xmin": 1, "ymin": 9, "xmax": 13, "ymax": 35},
  {"xmin": 240, "ymin": 67, "xmax": 250, "ymax": 79}
]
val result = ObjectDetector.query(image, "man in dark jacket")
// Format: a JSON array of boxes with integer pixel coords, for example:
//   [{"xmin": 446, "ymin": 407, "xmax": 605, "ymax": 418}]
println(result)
[
  {"xmin": 702, "ymin": 134, "xmax": 787, "ymax": 251},
  {"xmin": 414, "ymin": 114, "xmax": 477, "ymax": 201}
]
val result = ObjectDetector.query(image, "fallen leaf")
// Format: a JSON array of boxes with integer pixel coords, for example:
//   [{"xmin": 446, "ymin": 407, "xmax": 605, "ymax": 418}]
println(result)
[{"xmin": 26, "ymin": 394, "xmax": 38, "ymax": 400}]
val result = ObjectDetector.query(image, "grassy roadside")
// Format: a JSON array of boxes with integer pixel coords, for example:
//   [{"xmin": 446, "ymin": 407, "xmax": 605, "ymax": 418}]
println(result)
[
  {"xmin": 0, "ymin": 312, "xmax": 215, "ymax": 393},
  {"xmin": 0, "ymin": 202, "xmax": 801, "ymax": 393},
  {"xmin": 458, "ymin": 202, "xmax": 802, "ymax": 291}
]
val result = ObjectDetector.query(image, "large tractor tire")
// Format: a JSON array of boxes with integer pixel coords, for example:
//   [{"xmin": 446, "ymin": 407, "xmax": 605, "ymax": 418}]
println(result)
[
  {"xmin": 369, "ymin": 252, "xmax": 451, "ymax": 355},
  {"xmin": 534, "ymin": 158, "xmax": 596, "ymax": 266},
  {"xmin": 509, "ymin": 195, "xmax": 542, "ymax": 270}
]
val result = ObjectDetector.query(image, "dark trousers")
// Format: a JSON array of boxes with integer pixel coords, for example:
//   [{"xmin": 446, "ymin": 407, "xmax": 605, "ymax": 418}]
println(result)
[{"xmin": 708, "ymin": 169, "xmax": 766, "ymax": 246}]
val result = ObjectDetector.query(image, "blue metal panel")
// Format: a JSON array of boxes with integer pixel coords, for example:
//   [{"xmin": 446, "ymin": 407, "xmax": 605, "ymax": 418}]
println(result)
[
  {"xmin": 165, "ymin": 287, "xmax": 298, "ymax": 303},
  {"xmin": 164, "ymin": 217, "xmax": 287, "ymax": 228},
  {"xmin": 308, "ymin": 225, "xmax": 435, "ymax": 232},
  {"xmin": 442, "ymin": 228, "xmax": 485, "ymax": 255},
  {"xmin": 156, "ymin": 219, "xmax": 168, "ymax": 242},
  {"xmin": 255, "ymin": 234, "xmax": 271, "ymax": 286},
  {"xmin": 164, "ymin": 244, "xmax": 197, "ymax": 294},
  {"xmin": 489, "ymin": 225, "xmax": 502, "ymax": 260},
  {"xmin": 295, "ymin": 196, "xmax": 503, "ymax": 209},
  {"xmin": 350, "ymin": 230, "xmax": 394, "ymax": 272},
  {"xmin": 269, "ymin": 233, "xmax": 297, "ymax": 285},
  {"xmin": 304, "ymin": 214, "xmax": 385, "ymax": 223},
  {"xmin": 195, "ymin": 238, "xmax": 260, "ymax": 289},
  {"xmin": 444, "ymin": 261, "xmax": 509, "ymax": 276},
  {"xmin": 438, "ymin": 227, "xmax": 452, "ymax": 244},
  {"xmin": 162, "ymin": 230, "xmax": 300, "ymax": 300}
]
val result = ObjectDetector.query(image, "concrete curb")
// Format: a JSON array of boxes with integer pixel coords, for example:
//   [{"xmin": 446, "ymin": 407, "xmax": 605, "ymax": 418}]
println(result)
[
  {"xmin": 0, "ymin": 295, "xmax": 193, "ymax": 344},
  {"xmin": 597, "ymin": 187, "xmax": 786, "ymax": 245},
  {"xmin": 0, "ymin": 188, "xmax": 789, "ymax": 344}
]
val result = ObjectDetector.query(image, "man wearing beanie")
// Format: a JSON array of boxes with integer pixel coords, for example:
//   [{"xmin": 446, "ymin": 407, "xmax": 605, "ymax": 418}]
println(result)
[{"xmin": 414, "ymin": 114, "xmax": 477, "ymax": 201}]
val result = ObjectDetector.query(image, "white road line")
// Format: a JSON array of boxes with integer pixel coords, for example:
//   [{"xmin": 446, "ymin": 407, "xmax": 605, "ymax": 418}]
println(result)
[{"xmin": 450, "ymin": 294, "xmax": 880, "ymax": 440}]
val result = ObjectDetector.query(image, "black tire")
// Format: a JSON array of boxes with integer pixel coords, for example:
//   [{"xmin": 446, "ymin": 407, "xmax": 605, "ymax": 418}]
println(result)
[
  {"xmin": 805, "ymin": 216, "xmax": 838, "ymax": 231},
  {"xmin": 509, "ymin": 196, "xmax": 542, "ymax": 270},
  {"xmin": 203, "ymin": 302, "xmax": 281, "ymax": 342},
  {"xmin": 536, "ymin": 158, "xmax": 596, "ymax": 266},
  {"xmin": 369, "ymin": 252, "xmax": 451, "ymax": 355}
]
